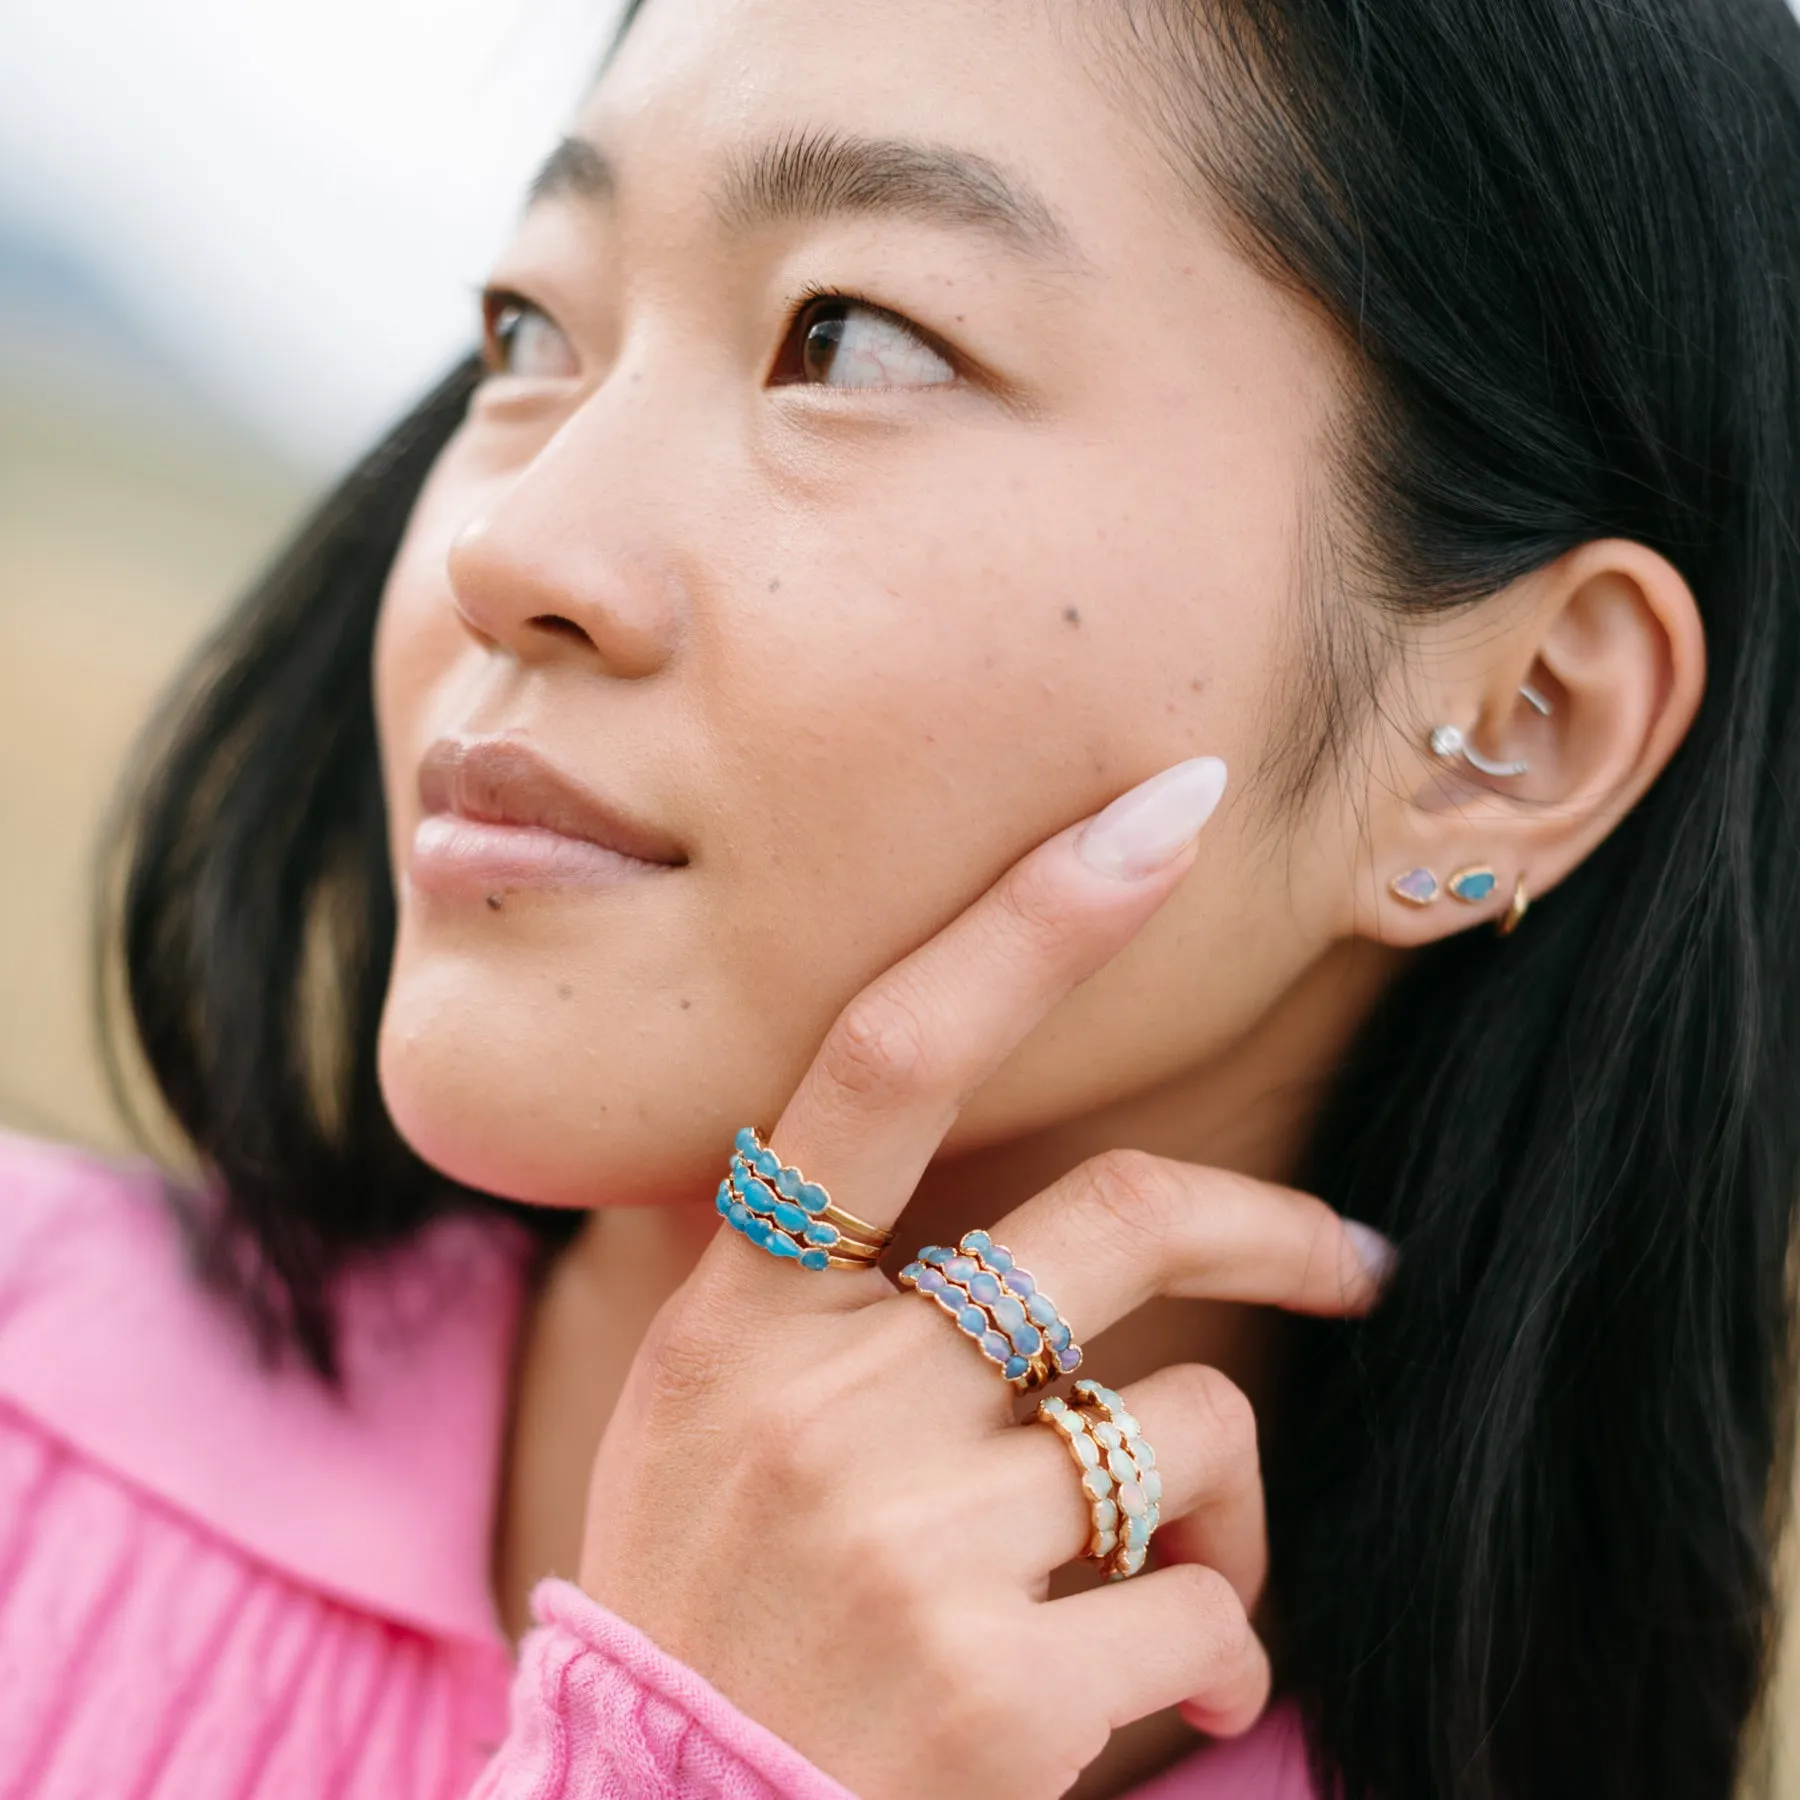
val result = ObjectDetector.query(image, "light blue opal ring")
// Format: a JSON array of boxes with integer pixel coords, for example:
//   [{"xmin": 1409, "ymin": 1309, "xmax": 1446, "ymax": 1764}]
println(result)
[
  {"xmin": 1034, "ymin": 1396, "xmax": 1124, "ymax": 1565},
  {"xmin": 715, "ymin": 1128, "xmax": 894, "ymax": 1271},
  {"xmin": 957, "ymin": 1230, "xmax": 1084, "ymax": 1381},
  {"xmin": 1071, "ymin": 1380, "xmax": 1162, "ymax": 1579},
  {"xmin": 899, "ymin": 1255, "xmax": 1035, "ymax": 1385},
  {"xmin": 898, "ymin": 1231, "xmax": 1083, "ymax": 1391}
]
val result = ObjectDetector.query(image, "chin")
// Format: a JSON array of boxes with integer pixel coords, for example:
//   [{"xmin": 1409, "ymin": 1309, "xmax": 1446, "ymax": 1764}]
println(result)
[{"xmin": 374, "ymin": 947, "xmax": 765, "ymax": 1211}]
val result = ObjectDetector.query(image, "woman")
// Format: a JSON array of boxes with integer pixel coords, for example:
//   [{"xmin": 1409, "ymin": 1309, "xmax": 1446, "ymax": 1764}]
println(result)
[{"xmin": 1, "ymin": 0, "xmax": 1795, "ymax": 1795}]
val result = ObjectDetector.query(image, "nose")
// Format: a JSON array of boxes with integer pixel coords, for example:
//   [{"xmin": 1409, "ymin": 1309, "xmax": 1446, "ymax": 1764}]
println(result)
[{"xmin": 445, "ymin": 401, "xmax": 686, "ymax": 681}]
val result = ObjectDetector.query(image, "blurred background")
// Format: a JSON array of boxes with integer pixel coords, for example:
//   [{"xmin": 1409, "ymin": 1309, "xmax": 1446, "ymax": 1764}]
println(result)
[
  {"xmin": 0, "ymin": 0, "xmax": 1795, "ymax": 1785},
  {"xmin": 0, "ymin": 0, "xmax": 623, "ymax": 1144}
]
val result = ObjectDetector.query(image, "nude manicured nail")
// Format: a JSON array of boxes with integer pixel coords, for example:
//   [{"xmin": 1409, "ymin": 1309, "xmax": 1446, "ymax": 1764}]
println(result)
[
  {"xmin": 1343, "ymin": 1220, "xmax": 1399, "ymax": 1289},
  {"xmin": 1075, "ymin": 757, "xmax": 1229, "ymax": 880}
]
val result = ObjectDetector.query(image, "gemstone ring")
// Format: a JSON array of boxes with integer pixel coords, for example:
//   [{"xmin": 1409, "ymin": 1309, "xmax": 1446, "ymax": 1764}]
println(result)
[
  {"xmin": 898, "ymin": 1230, "xmax": 1084, "ymax": 1391},
  {"xmin": 716, "ymin": 1127, "xmax": 894, "ymax": 1271},
  {"xmin": 1035, "ymin": 1387, "xmax": 1162, "ymax": 1580}
]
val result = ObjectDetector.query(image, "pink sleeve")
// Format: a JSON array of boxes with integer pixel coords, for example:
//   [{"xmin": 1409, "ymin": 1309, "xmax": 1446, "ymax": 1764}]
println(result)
[
  {"xmin": 468, "ymin": 1578, "xmax": 859, "ymax": 1800},
  {"xmin": 470, "ymin": 1579, "xmax": 1322, "ymax": 1800}
]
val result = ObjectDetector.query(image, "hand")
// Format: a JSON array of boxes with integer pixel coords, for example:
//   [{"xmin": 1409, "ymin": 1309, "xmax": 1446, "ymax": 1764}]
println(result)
[{"xmin": 576, "ymin": 759, "xmax": 1388, "ymax": 1800}]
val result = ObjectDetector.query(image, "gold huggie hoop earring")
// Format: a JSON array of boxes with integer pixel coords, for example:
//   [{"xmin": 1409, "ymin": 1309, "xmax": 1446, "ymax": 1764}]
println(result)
[{"xmin": 1497, "ymin": 874, "xmax": 1530, "ymax": 937}]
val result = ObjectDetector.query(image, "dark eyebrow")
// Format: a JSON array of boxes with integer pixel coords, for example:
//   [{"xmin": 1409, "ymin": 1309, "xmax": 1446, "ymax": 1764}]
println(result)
[
  {"xmin": 527, "ymin": 136, "xmax": 615, "ymax": 208},
  {"xmin": 715, "ymin": 128, "xmax": 1079, "ymax": 263},
  {"xmin": 525, "ymin": 127, "xmax": 1082, "ymax": 266}
]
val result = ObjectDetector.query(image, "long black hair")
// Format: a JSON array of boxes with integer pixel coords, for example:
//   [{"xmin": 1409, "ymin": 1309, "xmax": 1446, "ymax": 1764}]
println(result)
[{"xmin": 104, "ymin": 1, "xmax": 1800, "ymax": 1796}]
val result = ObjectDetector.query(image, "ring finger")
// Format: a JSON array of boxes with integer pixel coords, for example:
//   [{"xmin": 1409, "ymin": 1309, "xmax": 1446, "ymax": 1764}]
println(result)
[{"xmin": 968, "ymin": 1362, "xmax": 1269, "ymax": 1609}]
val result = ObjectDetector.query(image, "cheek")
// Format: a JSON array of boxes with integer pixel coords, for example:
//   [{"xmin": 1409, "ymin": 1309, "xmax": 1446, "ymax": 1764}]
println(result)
[
  {"xmin": 718, "ymin": 425, "xmax": 1292, "ymax": 898},
  {"xmin": 690, "ymin": 431, "xmax": 1308, "ymax": 1141}
]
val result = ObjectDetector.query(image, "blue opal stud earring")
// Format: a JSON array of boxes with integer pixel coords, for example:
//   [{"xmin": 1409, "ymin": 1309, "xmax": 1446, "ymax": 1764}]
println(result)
[
  {"xmin": 1447, "ymin": 865, "xmax": 1499, "ymax": 904},
  {"xmin": 1390, "ymin": 867, "xmax": 1440, "ymax": 906}
]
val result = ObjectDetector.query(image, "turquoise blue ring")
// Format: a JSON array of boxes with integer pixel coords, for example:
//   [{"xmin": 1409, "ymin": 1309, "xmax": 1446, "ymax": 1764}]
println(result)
[
  {"xmin": 898, "ymin": 1229, "xmax": 1084, "ymax": 1391},
  {"xmin": 715, "ymin": 1128, "xmax": 894, "ymax": 1271}
]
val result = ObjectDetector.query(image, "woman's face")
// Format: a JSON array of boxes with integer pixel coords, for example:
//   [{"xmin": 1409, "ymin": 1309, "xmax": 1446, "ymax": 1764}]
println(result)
[{"xmin": 373, "ymin": 0, "xmax": 1365, "ymax": 1208}]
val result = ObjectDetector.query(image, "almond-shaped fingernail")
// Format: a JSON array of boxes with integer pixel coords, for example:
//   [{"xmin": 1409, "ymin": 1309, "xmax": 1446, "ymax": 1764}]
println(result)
[
  {"xmin": 1075, "ymin": 757, "xmax": 1229, "ymax": 881},
  {"xmin": 1343, "ymin": 1219, "xmax": 1399, "ymax": 1291}
]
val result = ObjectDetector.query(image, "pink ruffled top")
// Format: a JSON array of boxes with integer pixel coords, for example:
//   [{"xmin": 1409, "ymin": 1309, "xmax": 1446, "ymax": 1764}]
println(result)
[{"xmin": 0, "ymin": 1129, "xmax": 1317, "ymax": 1798}]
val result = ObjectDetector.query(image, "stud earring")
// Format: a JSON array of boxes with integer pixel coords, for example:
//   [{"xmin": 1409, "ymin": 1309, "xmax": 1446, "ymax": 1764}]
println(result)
[
  {"xmin": 1389, "ymin": 867, "xmax": 1440, "ymax": 906},
  {"xmin": 1446, "ymin": 865, "xmax": 1498, "ymax": 904}
]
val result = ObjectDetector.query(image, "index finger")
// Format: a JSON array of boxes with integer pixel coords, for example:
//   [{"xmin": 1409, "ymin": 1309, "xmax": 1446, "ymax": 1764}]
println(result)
[{"xmin": 718, "ymin": 758, "xmax": 1231, "ymax": 1295}]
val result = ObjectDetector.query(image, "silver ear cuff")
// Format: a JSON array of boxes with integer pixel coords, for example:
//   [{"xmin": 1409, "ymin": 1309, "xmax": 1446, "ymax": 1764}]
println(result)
[
  {"xmin": 1429, "ymin": 724, "xmax": 1527, "ymax": 778},
  {"xmin": 1429, "ymin": 683, "xmax": 1552, "ymax": 780}
]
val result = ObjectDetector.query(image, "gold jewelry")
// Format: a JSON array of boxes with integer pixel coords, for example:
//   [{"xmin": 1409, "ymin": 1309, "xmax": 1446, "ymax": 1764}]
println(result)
[
  {"xmin": 1498, "ymin": 873, "xmax": 1530, "ymax": 937},
  {"xmin": 1072, "ymin": 1381, "xmax": 1161, "ymax": 1579},
  {"xmin": 719, "ymin": 1128, "xmax": 896, "ymax": 1271},
  {"xmin": 899, "ymin": 1231, "xmax": 1084, "ymax": 1391},
  {"xmin": 1035, "ymin": 1397, "xmax": 1122, "ymax": 1565}
]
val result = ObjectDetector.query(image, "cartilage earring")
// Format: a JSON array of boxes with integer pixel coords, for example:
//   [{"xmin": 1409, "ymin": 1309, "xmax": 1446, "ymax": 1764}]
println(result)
[
  {"xmin": 1428, "ymin": 684, "xmax": 1549, "ymax": 780},
  {"xmin": 1428, "ymin": 723, "xmax": 1528, "ymax": 779}
]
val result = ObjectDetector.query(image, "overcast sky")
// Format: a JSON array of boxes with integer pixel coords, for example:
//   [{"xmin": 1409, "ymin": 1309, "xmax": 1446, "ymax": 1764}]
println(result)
[{"xmin": 0, "ymin": 0, "xmax": 625, "ymax": 470}]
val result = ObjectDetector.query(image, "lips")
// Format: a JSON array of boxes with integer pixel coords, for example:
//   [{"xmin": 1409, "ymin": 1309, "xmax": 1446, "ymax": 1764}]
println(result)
[{"xmin": 410, "ymin": 736, "xmax": 686, "ymax": 894}]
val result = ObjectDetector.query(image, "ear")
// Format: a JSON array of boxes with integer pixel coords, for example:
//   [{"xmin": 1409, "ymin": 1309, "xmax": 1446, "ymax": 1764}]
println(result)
[{"xmin": 1348, "ymin": 539, "xmax": 1706, "ymax": 946}]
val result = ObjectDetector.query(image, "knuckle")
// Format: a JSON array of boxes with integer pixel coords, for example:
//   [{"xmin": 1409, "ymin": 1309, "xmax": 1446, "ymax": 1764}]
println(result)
[
  {"xmin": 1170, "ymin": 1561, "xmax": 1254, "ymax": 1671},
  {"xmin": 636, "ymin": 1295, "xmax": 731, "ymax": 1412},
  {"xmin": 745, "ymin": 1379, "xmax": 848, "ymax": 1495},
  {"xmin": 990, "ymin": 854, "xmax": 1081, "ymax": 959},
  {"xmin": 906, "ymin": 1617, "xmax": 1019, "ymax": 1750},
  {"xmin": 1188, "ymin": 1365, "xmax": 1261, "ymax": 1475},
  {"xmin": 1076, "ymin": 1147, "xmax": 1183, "ymax": 1244},
  {"xmin": 818, "ymin": 985, "xmax": 937, "ymax": 1110}
]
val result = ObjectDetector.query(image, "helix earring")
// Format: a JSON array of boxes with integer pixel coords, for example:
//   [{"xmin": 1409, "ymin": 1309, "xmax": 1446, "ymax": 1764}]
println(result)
[{"xmin": 1428, "ymin": 683, "xmax": 1553, "ymax": 780}]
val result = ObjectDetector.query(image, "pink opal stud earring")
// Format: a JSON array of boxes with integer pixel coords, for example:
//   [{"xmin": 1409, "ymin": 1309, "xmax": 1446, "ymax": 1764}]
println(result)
[{"xmin": 1390, "ymin": 867, "xmax": 1440, "ymax": 906}]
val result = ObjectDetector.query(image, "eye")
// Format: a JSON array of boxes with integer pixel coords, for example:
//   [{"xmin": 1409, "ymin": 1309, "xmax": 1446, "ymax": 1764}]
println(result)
[
  {"xmin": 769, "ymin": 292, "xmax": 956, "ymax": 390},
  {"xmin": 480, "ymin": 289, "xmax": 578, "ymax": 380}
]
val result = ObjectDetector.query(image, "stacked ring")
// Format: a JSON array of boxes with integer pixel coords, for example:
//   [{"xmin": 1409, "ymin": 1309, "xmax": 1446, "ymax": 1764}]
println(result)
[
  {"xmin": 960, "ymin": 1232, "xmax": 1084, "ymax": 1380},
  {"xmin": 715, "ymin": 1127, "xmax": 894, "ymax": 1271},
  {"xmin": 898, "ymin": 1230, "xmax": 1084, "ymax": 1391},
  {"xmin": 1035, "ymin": 1385, "xmax": 1163, "ymax": 1579},
  {"xmin": 1070, "ymin": 1380, "xmax": 1162, "ymax": 1578},
  {"xmin": 1035, "ymin": 1397, "xmax": 1123, "ymax": 1564}
]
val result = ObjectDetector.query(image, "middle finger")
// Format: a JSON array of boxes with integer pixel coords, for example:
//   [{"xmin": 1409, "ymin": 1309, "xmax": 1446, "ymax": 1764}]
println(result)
[{"xmin": 968, "ymin": 1149, "xmax": 1391, "ymax": 1356}]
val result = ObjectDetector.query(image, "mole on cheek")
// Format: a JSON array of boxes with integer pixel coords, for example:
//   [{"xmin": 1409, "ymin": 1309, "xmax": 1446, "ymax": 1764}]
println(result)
[
  {"xmin": 1063, "ymin": 606, "xmax": 1082, "ymax": 628},
  {"xmin": 485, "ymin": 894, "xmax": 503, "ymax": 912}
]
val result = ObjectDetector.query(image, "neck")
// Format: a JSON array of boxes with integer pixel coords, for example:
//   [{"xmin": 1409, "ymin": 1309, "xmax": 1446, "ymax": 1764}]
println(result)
[
  {"xmin": 491, "ymin": 934, "xmax": 1397, "ymax": 1652},
  {"xmin": 899, "ymin": 933, "xmax": 1397, "ymax": 1246}
]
